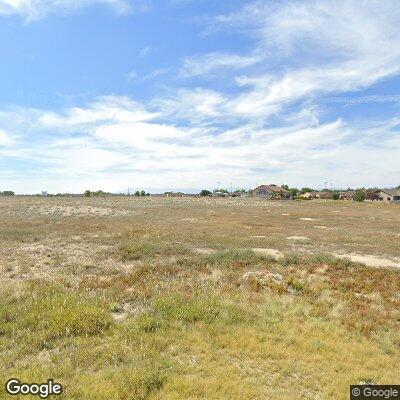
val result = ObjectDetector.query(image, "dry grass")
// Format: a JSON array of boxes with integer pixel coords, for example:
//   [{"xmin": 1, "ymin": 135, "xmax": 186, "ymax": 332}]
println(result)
[{"xmin": 0, "ymin": 196, "xmax": 399, "ymax": 399}]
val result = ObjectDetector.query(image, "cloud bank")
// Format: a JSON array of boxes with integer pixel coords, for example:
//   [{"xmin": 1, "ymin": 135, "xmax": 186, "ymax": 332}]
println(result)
[{"xmin": 0, "ymin": 0, "xmax": 399, "ymax": 193}]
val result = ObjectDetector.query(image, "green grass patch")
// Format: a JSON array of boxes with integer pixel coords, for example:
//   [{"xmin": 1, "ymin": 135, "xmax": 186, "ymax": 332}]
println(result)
[
  {"xmin": 178, "ymin": 249, "xmax": 275, "ymax": 270},
  {"xmin": 117, "ymin": 234, "xmax": 189, "ymax": 261},
  {"xmin": 0, "ymin": 284, "xmax": 113, "ymax": 349}
]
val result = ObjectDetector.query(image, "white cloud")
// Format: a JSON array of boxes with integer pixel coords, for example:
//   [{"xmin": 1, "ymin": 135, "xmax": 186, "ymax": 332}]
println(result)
[
  {"xmin": 1, "ymin": 93, "xmax": 399, "ymax": 193},
  {"xmin": 39, "ymin": 96, "xmax": 158, "ymax": 128},
  {"xmin": 143, "ymin": 68, "xmax": 169, "ymax": 80},
  {"xmin": 180, "ymin": 52, "xmax": 262, "ymax": 78},
  {"xmin": 211, "ymin": 0, "xmax": 400, "ymax": 113},
  {"xmin": 0, "ymin": 0, "xmax": 130, "ymax": 21},
  {"xmin": 139, "ymin": 45, "xmax": 153, "ymax": 57},
  {"xmin": 329, "ymin": 95, "xmax": 400, "ymax": 104},
  {"xmin": 227, "ymin": 60, "xmax": 399, "ymax": 118},
  {"xmin": 0, "ymin": 129, "xmax": 12, "ymax": 146},
  {"xmin": 152, "ymin": 88, "xmax": 225, "ymax": 123},
  {"xmin": 127, "ymin": 69, "xmax": 138, "ymax": 81}
]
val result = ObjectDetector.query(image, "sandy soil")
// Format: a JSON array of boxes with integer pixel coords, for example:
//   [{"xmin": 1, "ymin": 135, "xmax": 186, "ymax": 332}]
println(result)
[{"xmin": 0, "ymin": 196, "xmax": 399, "ymax": 281}]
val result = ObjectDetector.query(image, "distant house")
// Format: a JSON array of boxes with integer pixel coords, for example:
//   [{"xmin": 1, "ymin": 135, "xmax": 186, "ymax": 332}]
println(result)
[
  {"xmin": 252, "ymin": 184, "xmax": 290, "ymax": 199},
  {"xmin": 378, "ymin": 189, "xmax": 400, "ymax": 203},
  {"xmin": 164, "ymin": 192, "xmax": 184, "ymax": 197},
  {"xmin": 299, "ymin": 192, "xmax": 314, "ymax": 200},
  {"xmin": 212, "ymin": 191, "xmax": 228, "ymax": 197},
  {"xmin": 230, "ymin": 190, "xmax": 249, "ymax": 198},
  {"xmin": 299, "ymin": 191, "xmax": 333, "ymax": 200},
  {"xmin": 340, "ymin": 190, "xmax": 356, "ymax": 200},
  {"xmin": 317, "ymin": 191, "xmax": 334, "ymax": 200}
]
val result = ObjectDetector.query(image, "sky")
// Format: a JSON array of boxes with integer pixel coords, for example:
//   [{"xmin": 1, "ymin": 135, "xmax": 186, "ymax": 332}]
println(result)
[{"xmin": 0, "ymin": 0, "xmax": 399, "ymax": 194}]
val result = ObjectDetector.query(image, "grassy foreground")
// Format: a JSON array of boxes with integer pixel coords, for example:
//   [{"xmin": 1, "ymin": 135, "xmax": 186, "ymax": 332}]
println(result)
[
  {"xmin": 0, "ymin": 197, "xmax": 399, "ymax": 399},
  {"xmin": 1, "ymin": 247, "xmax": 399, "ymax": 399}
]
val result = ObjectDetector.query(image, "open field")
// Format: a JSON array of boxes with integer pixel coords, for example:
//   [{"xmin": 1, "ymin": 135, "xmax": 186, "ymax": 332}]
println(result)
[{"xmin": 0, "ymin": 196, "xmax": 399, "ymax": 399}]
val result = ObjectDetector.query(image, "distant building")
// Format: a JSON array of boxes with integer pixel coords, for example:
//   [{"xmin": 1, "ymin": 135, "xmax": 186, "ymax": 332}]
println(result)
[
  {"xmin": 317, "ymin": 191, "xmax": 334, "ymax": 200},
  {"xmin": 252, "ymin": 184, "xmax": 290, "ymax": 199},
  {"xmin": 340, "ymin": 190, "xmax": 356, "ymax": 200},
  {"xmin": 164, "ymin": 192, "xmax": 184, "ymax": 197},
  {"xmin": 299, "ymin": 191, "xmax": 333, "ymax": 200},
  {"xmin": 378, "ymin": 189, "xmax": 400, "ymax": 203},
  {"xmin": 230, "ymin": 191, "xmax": 249, "ymax": 198},
  {"xmin": 299, "ymin": 192, "xmax": 314, "ymax": 199},
  {"xmin": 212, "ymin": 191, "xmax": 228, "ymax": 197}
]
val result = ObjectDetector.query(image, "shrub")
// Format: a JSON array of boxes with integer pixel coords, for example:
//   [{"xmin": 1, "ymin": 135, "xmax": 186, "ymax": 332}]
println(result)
[
  {"xmin": 1, "ymin": 287, "xmax": 113, "ymax": 348},
  {"xmin": 154, "ymin": 295, "xmax": 220, "ymax": 324},
  {"xmin": 354, "ymin": 189, "xmax": 365, "ymax": 202}
]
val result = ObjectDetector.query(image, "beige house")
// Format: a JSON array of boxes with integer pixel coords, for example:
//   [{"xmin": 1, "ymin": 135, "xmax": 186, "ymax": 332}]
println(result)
[
  {"xmin": 299, "ymin": 192, "xmax": 314, "ymax": 199},
  {"xmin": 316, "ymin": 191, "xmax": 334, "ymax": 200},
  {"xmin": 252, "ymin": 184, "xmax": 290, "ymax": 199},
  {"xmin": 378, "ymin": 189, "xmax": 400, "ymax": 203},
  {"xmin": 164, "ymin": 192, "xmax": 184, "ymax": 197},
  {"xmin": 340, "ymin": 190, "xmax": 356, "ymax": 200}
]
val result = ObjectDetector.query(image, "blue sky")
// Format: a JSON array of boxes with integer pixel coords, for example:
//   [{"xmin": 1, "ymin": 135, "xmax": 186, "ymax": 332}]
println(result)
[{"xmin": 0, "ymin": 0, "xmax": 399, "ymax": 193}]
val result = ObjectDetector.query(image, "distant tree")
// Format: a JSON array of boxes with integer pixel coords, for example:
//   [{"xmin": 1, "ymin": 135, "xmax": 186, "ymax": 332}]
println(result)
[
  {"xmin": 364, "ymin": 188, "xmax": 380, "ymax": 201},
  {"xmin": 332, "ymin": 191, "xmax": 340, "ymax": 200},
  {"xmin": 0, "ymin": 191, "xmax": 15, "ymax": 196},
  {"xmin": 134, "ymin": 191, "xmax": 140, "ymax": 196},
  {"xmin": 213, "ymin": 188, "xmax": 229, "ymax": 193},
  {"xmin": 300, "ymin": 187, "xmax": 314, "ymax": 194},
  {"xmin": 140, "ymin": 190, "xmax": 146, "ymax": 196},
  {"xmin": 396, "ymin": 185, "xmax": 400, "ymax": 189},
  {"xmin": 281, "ymin": 184, "xmax": 289, "ymax": 190},
  {"xmin": 354, "ymin": 189, "xmax": 365, "ymax": 202},
  {"xmin": 91, "ymin": 190, "xmax": 110, "ymax": 197},
  {"xmin": 289, "ymin": 188, "xmax": 299, "ymax": 198},
  {"xmin": 200, "ymin": 189, "xmax": 212, "ymax": 197},
  {"xmin": 84, "ymin": 190, "xmax": 91, "ymax": 197}
]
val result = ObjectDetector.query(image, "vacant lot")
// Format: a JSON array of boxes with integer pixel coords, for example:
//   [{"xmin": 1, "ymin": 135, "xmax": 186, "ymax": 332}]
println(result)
[{"xmin": 0, "ymin": 196, "xmax": 399, "ymax": 399}]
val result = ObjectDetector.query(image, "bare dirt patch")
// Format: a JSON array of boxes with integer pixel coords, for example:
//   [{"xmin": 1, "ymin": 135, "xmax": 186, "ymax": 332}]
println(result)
[
  {"xmin": 287, "ymin": 236, "xmax": 309, "ymax": 240},
  {"xmin": 333, "ymin": 253, "xmax": 400, "ymax": 269},
  {"xmin": 195, "ymin": 248, "xmax": 216, "ymax": 255},
  {"xmin": 252, "ymin": 248, "xmax": 284, "ymax": 260},
  {"xmin": 27, "ymin": 204, "xmax": 135, "ymax": 217}
]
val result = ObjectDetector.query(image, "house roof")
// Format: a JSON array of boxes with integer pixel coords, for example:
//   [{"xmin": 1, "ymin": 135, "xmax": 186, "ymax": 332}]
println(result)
[
  {"xmin": 319, "ymin": 191, "xmax": 333, "ymax": 196},
  {"xmin": 253, "ymin": 184, "xmax": 289, "ymax": 193},
  {"xmin": 379, "ymin": 189, "xmax": 400, "ymax": 196},
  {"xmin": 341, "ymin": 190, "xmax": 356, "ymax": 197}
]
